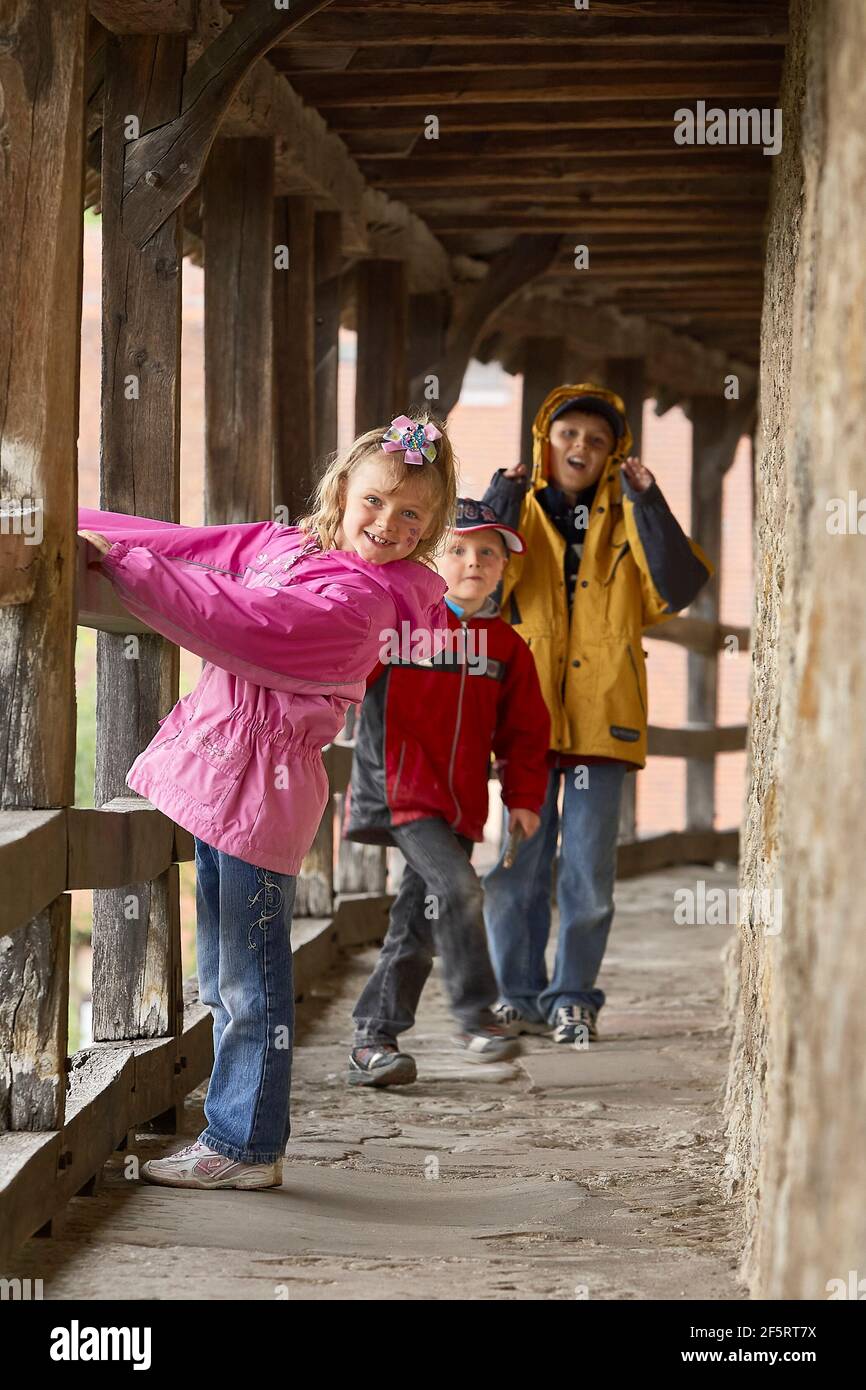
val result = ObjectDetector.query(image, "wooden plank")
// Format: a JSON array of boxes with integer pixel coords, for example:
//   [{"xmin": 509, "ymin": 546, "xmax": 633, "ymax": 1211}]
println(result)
[
  {"xmin": 647, "ymin": 725, "xmax": 748, "ymax": 758},
  {"xmin": 355, "ymin": 260, "xmax": 408, "ymax": 433},
  {"xmin": 314, "ymin": 211, "xmax": 343, "ymax": 463},
  {"xmin": 617, "ymin": 828, "xmax": 739, "ymax": 879},
  {"xmin": 0, "ymin": 812, "xmax": 66, "ymax": 939},
  {"xmin": 0, "ymin": 1133, "xmax": 62, "ymax": 1269},
  {"xmin": 94, "ymin": 32, "xmax": 185, "ymax": 1048},
  {"xmin": 89, "ymin": 0, "xmax": 196, "ymax": 32},
  {"xmin": 203, "ymin": 137, "xmax": 274, "ymax": 524},
  {"xmin": 67, "ymin": 798, "xmax": 176, "ymax": 890},
  {"xmin": 0, "ymin": 0, "xmax": 87, "ymax": 1134},
  {"xmin": 278, "ymin": 40, "xmax": 785, "ymax": 76},
  {"xmin": 274, "ymin": 4, "xmax": 788, "ymax": 47},
  {"xmin": 78, "ymin": 535, "xmax": 154, "ymax": 635},
  {"xmin": 298, "ymin": 66, "xmax": 781, "ymax": 107},
  {"xmin": 274, "ymin": 196, "xmax": 317, "ymax": 525},
  {"xmin": 325, "ymin": 97, "xmax": 764, "ymax": 135},
  {"xmin": 645, "ymin": 617, "xmax": 750, "ymax": 656},
  {"xmin": 120, "ymin": 0, "xmax": 337, "ymax": 249}
]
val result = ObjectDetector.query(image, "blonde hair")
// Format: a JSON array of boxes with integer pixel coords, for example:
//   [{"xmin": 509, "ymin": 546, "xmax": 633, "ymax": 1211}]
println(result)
[{"xmin": 297, "ymin": 413, "xmax": 458, "ymax": 566}]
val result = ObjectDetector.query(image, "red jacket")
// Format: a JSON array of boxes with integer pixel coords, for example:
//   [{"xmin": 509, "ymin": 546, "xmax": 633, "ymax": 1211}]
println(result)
[{"xmin": 344, "ymin": 598, "xmax": 550, "ymax": 843}]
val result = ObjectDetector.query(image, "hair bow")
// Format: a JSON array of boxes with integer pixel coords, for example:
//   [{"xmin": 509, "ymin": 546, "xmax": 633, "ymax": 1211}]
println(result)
[{"xmin": 381, "ymin": 415, "xmax": 442, "ymax": 465}]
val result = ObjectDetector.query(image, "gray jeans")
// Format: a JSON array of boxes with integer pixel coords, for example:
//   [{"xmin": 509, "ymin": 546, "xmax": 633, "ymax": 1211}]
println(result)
[{"xmin": 352, "ymin": 817, "xmax": 499, "ymax": 1043}]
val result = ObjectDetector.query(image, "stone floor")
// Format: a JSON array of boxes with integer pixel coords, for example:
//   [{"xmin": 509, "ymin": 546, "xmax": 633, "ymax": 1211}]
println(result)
[{"xmin": 9, "ymin": 865, "xmax": 744, "ymax": 1300}]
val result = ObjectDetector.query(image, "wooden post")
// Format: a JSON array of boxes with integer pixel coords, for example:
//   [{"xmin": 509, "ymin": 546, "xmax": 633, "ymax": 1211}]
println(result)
[
  {"xmin": 606, "ymin": 357, "xmax": 646, "ymax": 843},
  {"xmin": 0, "ymin": 0, "xmax": 87, "ymax": 1127},
  {"xmin": 274, "ymin": 195, "xmax": 316, "ymax": 525},
  {"xmin": 407, "ymin": 290, "xmax": 449, "ymax": 409},
  {"xmin": 92, "ymin": 33, "xmax": 186, "ymax": 1045},
  {"xmin": 314, "ymin": 210, "xmax": 343, "ymax": 463},
  {"xmin": 687, "ymin": 395, "xmax": 729, "ymax": 832},
  {"xmin": 355, "ymin": 260, "xmax": 408, "ymax": 433},
  {"xmin": 520, "ymin": 337, "xmax": 565, "ymax": 465},
  {"xmin": 203, "ymin": 137, "xmax": 274, "ymax": 524}
]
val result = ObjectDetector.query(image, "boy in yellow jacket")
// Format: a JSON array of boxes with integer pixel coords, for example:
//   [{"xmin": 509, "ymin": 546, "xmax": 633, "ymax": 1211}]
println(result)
[{"xmin": 481, "ymin": 384, "xmax": 712, "ymax": 1044}]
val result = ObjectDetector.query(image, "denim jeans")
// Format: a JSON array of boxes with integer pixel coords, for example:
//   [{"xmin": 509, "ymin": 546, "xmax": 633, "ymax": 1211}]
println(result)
[
  {"xmin": 194, "ymin": 837, "xmax": 296, "ymax": 1164},
  {"xmin": 353, "ymin": 817, "xmax": 499, "ymax": 1043},
  {"xmin": 483, "ymin": 762, "xmax": 627, "ymax": 1022}
]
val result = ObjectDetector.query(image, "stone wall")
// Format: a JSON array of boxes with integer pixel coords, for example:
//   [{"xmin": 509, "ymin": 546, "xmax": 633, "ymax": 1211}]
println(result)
[{"xmin": 725, "ymin": 0, "xmax": 866, "ymax": 1298}]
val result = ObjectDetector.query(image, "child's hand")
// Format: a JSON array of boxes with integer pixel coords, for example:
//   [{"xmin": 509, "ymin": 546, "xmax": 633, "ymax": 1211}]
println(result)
[
  {"xmin": 502, "ymin": 463, "xmax": 528, "ymax": 481},
  {"xmin": 78, "ymin": 530, "xmax": 112, "ymax": 556},
  {"xmin": 620, "ymin": 457, "xmax": 655, "ymax": 493},
  {"xmin": 509, "ymin": 807, "xmax": 540, "ymax": 840}
]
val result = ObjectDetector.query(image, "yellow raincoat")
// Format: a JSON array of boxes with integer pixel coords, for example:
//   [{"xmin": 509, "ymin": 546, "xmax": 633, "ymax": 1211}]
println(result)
[{"xmin": 483, "ymin": 383, "xmax": 713, "ymax": 768}]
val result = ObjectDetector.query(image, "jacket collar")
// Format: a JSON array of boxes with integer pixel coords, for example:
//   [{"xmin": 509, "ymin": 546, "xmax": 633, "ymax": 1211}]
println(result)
[{"xmin": 445, "ymin": 594, "xmax": 500, "ymax": 622}]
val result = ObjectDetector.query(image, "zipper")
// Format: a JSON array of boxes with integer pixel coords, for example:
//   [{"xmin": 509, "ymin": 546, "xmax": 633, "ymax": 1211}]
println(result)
[
  {"xmin": 626, "ymin": 642, "xmax": 646, "ymax": 716},
  {"xmin": 391, "ymin": 740, "xmax": 407, "ymax": 802},
  {"xmin": 446, "ymin": 620, "xmax": 469, "ymax": 828},
  {"xmin": 604, "ymin": 542, "xmax": 631, "ymax": 586}
]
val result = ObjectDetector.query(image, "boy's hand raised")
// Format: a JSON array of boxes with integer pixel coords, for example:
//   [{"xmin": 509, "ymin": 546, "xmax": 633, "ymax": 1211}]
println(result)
[
  {"xmin": 620, "ymin": 456, "xmax": 655, "ymax": 493},
  {"xmin": 501, "ymin": 463, "xmax": 528, "ymax": 481},
  {"xmin": 508, "ymin": 807, "xmax": 541, "ymax": 840}
]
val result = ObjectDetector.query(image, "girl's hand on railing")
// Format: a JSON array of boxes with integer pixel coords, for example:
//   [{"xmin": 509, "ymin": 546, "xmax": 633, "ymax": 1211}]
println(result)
[{"xmin": 78, "ymin": 530, "xmax": 112, "ymax": 556}]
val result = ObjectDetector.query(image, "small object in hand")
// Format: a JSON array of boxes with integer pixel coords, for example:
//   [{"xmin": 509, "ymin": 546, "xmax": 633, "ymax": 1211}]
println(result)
[{"xmin": 503, "ymin": 822, "xmax": 525, "ymax": 869}]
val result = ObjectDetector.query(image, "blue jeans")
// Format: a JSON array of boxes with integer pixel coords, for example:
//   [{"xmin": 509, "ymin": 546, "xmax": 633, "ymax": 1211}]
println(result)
[
  {"xmin": 482, "ymin": 762, "xmax": 627, "ymax": 1022},
  {"xmin": 194, "ymin": 837, "xmax": 296, "ymax": 1164}
]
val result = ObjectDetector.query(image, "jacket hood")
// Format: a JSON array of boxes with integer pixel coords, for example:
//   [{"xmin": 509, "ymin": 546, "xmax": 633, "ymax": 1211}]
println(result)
[{"xmin": 530, "ymin": 382, "xmax": 634, "ymax": 490}]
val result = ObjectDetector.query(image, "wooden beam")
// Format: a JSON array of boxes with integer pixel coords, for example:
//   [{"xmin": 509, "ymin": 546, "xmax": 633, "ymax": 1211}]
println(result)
[
  {"xmin": 492, "ymin": 289, "xmax": 758, "ymax": 399},
  {"xmin": 274, "ymin": 196, "xmax": 317, "ymax": 525},
  {"xmin": 314, "ymin": 211, "xmax": 343, "ymax": 462},
  {"xmin": 617, "ymin": 828, "xmax": 739, "ymax": 880},
  {"xmin": 203, "ymin": 138, "xmax": 275, "ymax": 524},
  {"xmin": 277, "ymin": 4, "xmax": 788, "ymax": 47},
  {"xmin": 648, "ymin": 725, "xmax": 748, "ymax": 758},
  {"xmin": 0, "ymin": 0, "xmax": 87, "ymax": 1131},
  {"xmin": 276, "ymin": 40, "xmax": 785, "ymax": 76},
  {"xmin": 120, "ymin": 0, "xmax": 337, "ymax": 249},
  {"xmin": 410, "ymin": 235, "xmax": 560, "ymax": 415},
  {"xmin": 355, "ymin": 261, "xmax": 408, "ymax": 433},
  {"xmin": 94, "ymin": 32, "xmax": 187, "ymax": 1047},
  {"xmin": 298, "ymin": 66, "xmax": 781, "ymax": 107},
  {"xmin": 644, "ymin": 617, "xmax": 750, "ymax": 656},
  {"xmin": 89, "ymin": 0, "xmax": 195, "ymax": 32}
]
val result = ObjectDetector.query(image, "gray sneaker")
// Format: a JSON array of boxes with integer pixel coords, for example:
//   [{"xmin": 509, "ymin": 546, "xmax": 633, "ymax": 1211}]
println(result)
[
  {"xmin": 140, "ymin": 1139, "xmax": 282, "ymax": 1190},
  {"xmin": 454, "ymin": 1027, "xmax": 522, "ymax": 1063},
  {"xmin": 348, "ymin": 1044, "xmax": 418, "ymax": 1087},
  {"xmin": 492, "ymin": 1002, "xmax": 552, "ymax": 1037}
]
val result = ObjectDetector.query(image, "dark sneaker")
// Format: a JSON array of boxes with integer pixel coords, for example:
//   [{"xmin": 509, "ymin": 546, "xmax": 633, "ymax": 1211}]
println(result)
[
  {"xmin": 348, "ymin": 1043, "xmax": 417, "ymax": 1087},
  {"xmin": 454, "ymin": 1026, "xmax": 522, "ymax": 1063},
  {"xmin": 552, "ymin": 1005, "xmax": 599, "ymax": 1045},
  {"xmin": 492, "ymin": 1001, "xmax": 552, "ymax": 1037}
]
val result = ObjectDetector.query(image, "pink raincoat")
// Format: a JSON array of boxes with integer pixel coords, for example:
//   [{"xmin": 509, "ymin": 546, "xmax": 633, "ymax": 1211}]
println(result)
[{"xmin": 79, "ymin": 508, "xmax": 448, "ymax": 874}]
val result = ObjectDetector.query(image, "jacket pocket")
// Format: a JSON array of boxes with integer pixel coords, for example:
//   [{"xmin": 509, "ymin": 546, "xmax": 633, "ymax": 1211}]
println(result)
[
  {"xmin": 170, "ymin": 721, "xmax": 253, "ymax": 820},
  {"xmin": 626, "ymin": 642, "xmax": 647, "ymax": 717}
]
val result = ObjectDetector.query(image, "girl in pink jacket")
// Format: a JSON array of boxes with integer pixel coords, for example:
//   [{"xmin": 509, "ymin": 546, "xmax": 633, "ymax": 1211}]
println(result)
[{"xmin": 78, "ymin": 414, "xmax": 456, "ymax": 1192}]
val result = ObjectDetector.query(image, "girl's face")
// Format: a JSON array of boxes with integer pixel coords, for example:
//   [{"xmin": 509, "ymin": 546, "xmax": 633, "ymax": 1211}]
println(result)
[
  {"xmin": 336, "ymin": 456, "xmax": 436, "ymax": 565},
  {"xmin": 438, "ymin": 529, "xmax": 508, "ymax": 613},
  {"xmin": 547, "ymin": 411, "xmax": 615, "ymax": 499}
]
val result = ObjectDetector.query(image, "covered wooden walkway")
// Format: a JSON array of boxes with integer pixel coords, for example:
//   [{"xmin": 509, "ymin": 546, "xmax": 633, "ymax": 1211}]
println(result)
[{"xmin": 5, "ymin": 0, "xmax": 834, "ymax": 1305}]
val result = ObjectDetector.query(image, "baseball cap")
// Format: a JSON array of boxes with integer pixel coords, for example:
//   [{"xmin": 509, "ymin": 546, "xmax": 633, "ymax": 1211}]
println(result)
[
  {"xmin": 549, "ymin": 394, "xmax": 626, "ymax": 440},
  {"xmin": 452, "ymin": 498, "xmax": 525, "ymax": 553}
]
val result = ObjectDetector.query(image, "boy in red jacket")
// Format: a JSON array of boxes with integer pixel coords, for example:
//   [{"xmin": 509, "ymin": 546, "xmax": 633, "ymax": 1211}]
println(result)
[{"xmin": 344, "ymin": 499, "xmax": 551, "ymax": 1086}]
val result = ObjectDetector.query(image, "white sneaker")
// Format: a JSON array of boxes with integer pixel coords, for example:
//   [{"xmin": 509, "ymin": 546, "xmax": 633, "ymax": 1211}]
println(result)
[{"xmin": 140, "ymin": 1139, "xmax": 283, "ymax": 1190}]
